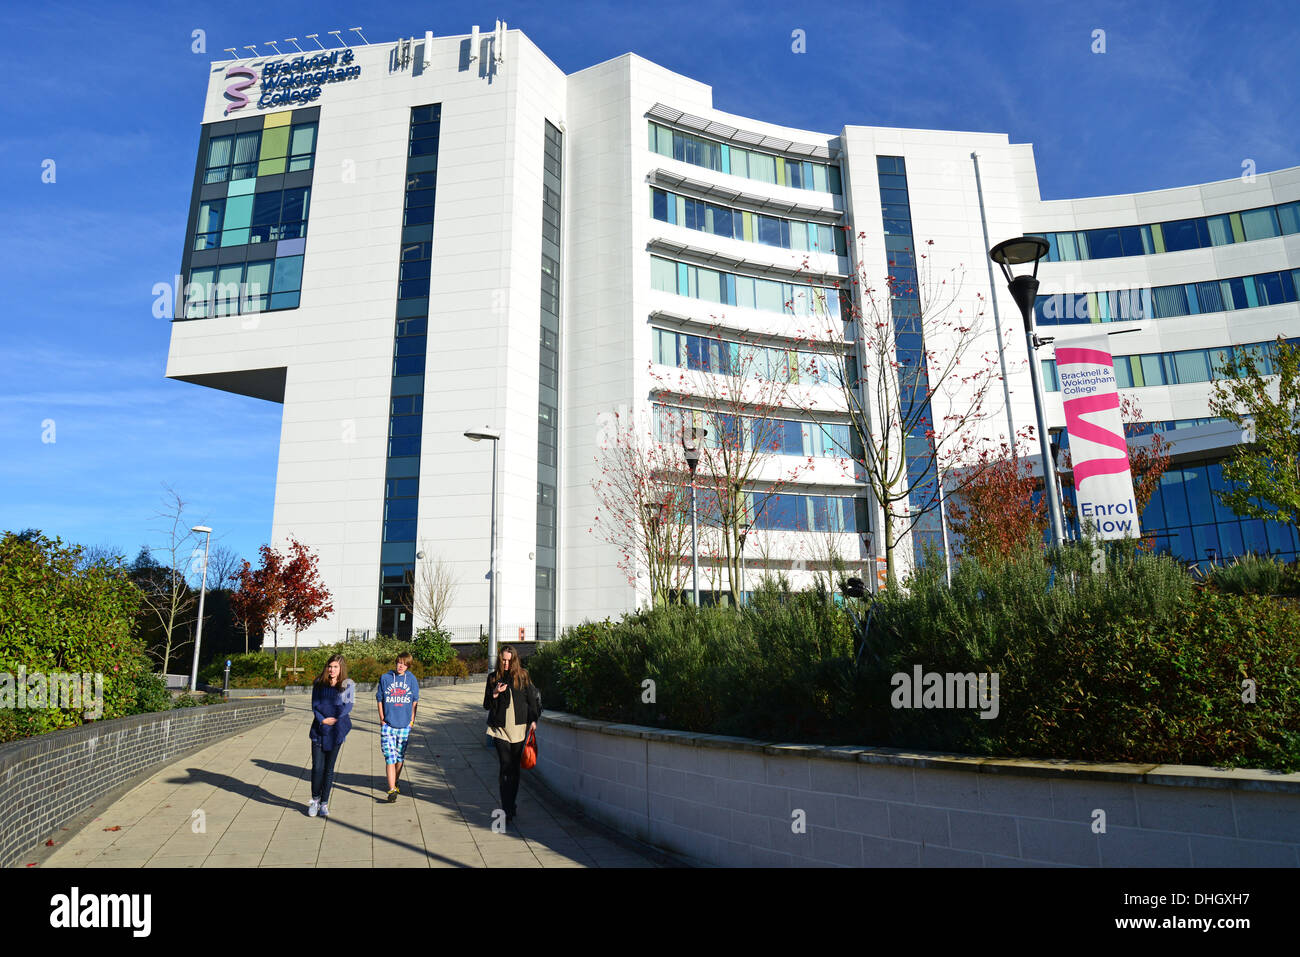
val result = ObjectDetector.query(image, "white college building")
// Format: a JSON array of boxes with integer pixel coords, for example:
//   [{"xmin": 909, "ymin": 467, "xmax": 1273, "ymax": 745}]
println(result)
[{"xmin": 165, "ymin": 24, "xmax": 1300, "ymax": 646}]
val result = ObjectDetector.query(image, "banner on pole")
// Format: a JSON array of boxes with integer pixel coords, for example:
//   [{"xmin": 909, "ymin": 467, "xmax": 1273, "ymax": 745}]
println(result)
[{"xmin": 1054, "ymin": 335, "xmax": 1140, "ymax": 540}]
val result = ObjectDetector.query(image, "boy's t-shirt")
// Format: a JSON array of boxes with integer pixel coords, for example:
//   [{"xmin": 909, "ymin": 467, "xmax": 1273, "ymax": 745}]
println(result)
[{"xmin": 376, "ymin": 670, "xmax": 419, "ymax": 728}]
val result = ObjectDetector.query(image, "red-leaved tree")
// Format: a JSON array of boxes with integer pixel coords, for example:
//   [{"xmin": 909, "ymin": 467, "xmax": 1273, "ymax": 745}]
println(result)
[{"xmin": 281, "ymin": 538, "xmax": 334, "ymax": 671}]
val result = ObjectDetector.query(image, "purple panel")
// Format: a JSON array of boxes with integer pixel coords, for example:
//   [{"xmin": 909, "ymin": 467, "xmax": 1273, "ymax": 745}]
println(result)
[{"xmin": 276, "ymin": 237, "xmax": 306, "ymax": 257}]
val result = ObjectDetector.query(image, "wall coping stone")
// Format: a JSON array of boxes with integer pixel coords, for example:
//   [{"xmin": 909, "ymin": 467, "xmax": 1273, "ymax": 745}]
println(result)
[{"xmin": 541, "ymin": 710, "xmax": 1300, "ymax": 793}]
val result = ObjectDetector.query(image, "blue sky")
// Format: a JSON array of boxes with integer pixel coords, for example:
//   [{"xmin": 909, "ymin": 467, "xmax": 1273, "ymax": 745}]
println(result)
[{"xmin": 2, "ymin": 0, "xmax": 1298, "ymax": 574}]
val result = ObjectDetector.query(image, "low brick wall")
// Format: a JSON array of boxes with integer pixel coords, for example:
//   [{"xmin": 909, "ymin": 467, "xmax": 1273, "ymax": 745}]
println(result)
[
  {"xmin": 0, "ymin": 699, "xmax": 283, "ymax": 868},
  {"xmin": 535, "ymin": 713, "xmax": 1300, "ymax": 867}
]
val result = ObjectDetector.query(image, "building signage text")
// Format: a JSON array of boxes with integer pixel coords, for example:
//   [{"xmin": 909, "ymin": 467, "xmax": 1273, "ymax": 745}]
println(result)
[{"xmin": 224, "ymin": 49, "xmax": 362, "ymax": 115}]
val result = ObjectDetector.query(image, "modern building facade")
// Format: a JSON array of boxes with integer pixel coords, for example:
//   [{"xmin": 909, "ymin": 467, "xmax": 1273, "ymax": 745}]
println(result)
[{"xmin": 166, "ymin": 25, "xmax": 1300, "ymax": 647}]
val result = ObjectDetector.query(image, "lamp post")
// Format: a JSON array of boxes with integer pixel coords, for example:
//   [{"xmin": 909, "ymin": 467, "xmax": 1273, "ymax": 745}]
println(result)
[
  {"xmin": 188, "ymin": 525, "xmax": 212, "ymax": 692},
  {"xmin": 681, "ymin": 426, "xmax": 706, "ymax": 606},
  {"xmin": 465, "ymin": 427, "xmax": 502, "ymax": 668},
  {"xmin": 989, "ymin": 236, "xmax": 1066, "ymax": 550}
]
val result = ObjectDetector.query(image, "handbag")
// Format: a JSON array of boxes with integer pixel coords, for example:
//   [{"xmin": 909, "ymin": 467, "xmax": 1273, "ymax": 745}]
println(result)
[{"xmin": 521, "ymin": 727, "xmax": 538, "ymax": 769}]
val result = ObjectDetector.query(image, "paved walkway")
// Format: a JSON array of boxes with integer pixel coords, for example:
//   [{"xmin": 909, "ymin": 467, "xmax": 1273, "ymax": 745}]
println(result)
[{"xmin": 42, "ymin": 682, "xmax": 664, "ymax": 868}]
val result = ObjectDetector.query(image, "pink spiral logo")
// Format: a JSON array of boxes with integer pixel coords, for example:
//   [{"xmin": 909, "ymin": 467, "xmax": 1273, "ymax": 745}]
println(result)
[{"xmin": 224, "ymin": 65, "xmax": 259, "ymax": 115}]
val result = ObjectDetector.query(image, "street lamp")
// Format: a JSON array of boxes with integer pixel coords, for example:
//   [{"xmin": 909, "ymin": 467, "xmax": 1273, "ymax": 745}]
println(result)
[
  {"xmin": 188, "ymin": 525, "xmax": 213, "ymax": 691},
  {"xmin": 465, "ymin": 426, "xmax": 502, "ymax": 668},
  {"xmin": 989, "ymin": 235, "xmax": 1066, "ymax": 550},
  {"xmin": 681, "ymin": 426, "xmax": 707, "ymax": 606}
]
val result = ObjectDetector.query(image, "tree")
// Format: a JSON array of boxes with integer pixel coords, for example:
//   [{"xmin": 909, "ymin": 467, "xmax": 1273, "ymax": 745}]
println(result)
[
  {"xmin": 590, "ymin": 407, "xmax": 693, "ymax": 605},
  {"xmin": 790, "ymin": 238, "xmax": 1013, "ymax": 584},
  {"xmin": 1208, "ymin": 336, "xmax": 1300, "ymax": 542},
  {"xmin": 945, "ymin": 440, "xmax": 1045, "ymax": 562},
  {"xmin": 235, "ymin": 545, "xmax": 287, "ymax": 660},
  {"xmin": 134, "ymin": 487, "xmax": 202, "ymax": 675},
  {"xmin": 412, "ymin": 544, "xmax": 459, "ymax": 631},
  {"xmin": 280, "ymin": 538, "xmax": 334, "ymax": 672},
  {"xmin": 204, "ymin": 544, "xmax": 244, "ymax": 595},
  {"xmin": 230, "ymin": 557, "xmax": 274, "ymax": 655}
]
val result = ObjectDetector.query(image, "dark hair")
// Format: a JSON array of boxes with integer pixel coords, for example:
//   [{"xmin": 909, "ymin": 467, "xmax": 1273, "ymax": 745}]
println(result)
[
  {"xmin": 396, "ymin": 651, "xmax": 413, "ymax": 666},
  {"xmin": 494, "ymin": 645, "xmax": 531, "ymax": 689},
  {"xmin": 314, "ymin": 654, "xmax": 348, "ymax": 689}
]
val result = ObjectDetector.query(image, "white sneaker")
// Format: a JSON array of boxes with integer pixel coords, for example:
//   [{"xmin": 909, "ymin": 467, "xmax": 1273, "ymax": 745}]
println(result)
[
  {"xmin": 319, "ymin": 802, "xmax": 329, "ymax": 817},
  {"xmin": 307, "ymin": 799, "xmax": 320, "ymax": 817}
]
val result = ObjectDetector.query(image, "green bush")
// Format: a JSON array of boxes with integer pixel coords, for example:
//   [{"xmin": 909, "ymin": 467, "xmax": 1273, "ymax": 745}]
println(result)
[
  {"xmin": 536, "ymin": 544, "xmax": 1300, "ymax": 771},
  {"xmin": 0, "ymin": 531, "xmax": 150, "ymax": 742},
  {"xmin": 128, "ymin": 669, "xmax": 171, "ymax": 716},
  {"xmin": 412, "ymin": 627, "xmax": 455, "ymax": 667},
  {"xmin": 1209, "ymin": 553, "xmax": 1299, "ymax": 596}
]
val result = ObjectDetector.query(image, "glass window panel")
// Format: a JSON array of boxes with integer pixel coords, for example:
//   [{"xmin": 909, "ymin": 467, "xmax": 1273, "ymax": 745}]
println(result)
[
  {"xmin": 1161, "ymin": 218, "xmax": 1202, "ymax": 252},
  {"xmin": 223, "ymin": 194, "xmax": 253, "ymax": 230},
  {"xmin": 1084, "ymin": 228, "xmax": 1124, "ymax": 259},
  {"xmin": 1195, "ymin": 280, "xmax": 1224, "ymax": 313},
  {"xmin": 251, "ymin": 191, "xmax": 283, "ymax": 226},
  {"xmin": 650, "ymin": 257, "xmax": 675, "ymax": 293},
  {"xmin": 1159, "ymin": 471, "xmax": 1191, "ymax": 528},
  {"xmin": 696, "ymin": 267, "xmax": 723, "ymax": 303},
  {"xmin": 1118, "ymin": 226, "xmax": 1144, "ymax": 256},
  {"xmin": 1140, "ymin": 354, "xmax": 1164, "ymax": 385},
  {"xmin": 213, "ymin": 264, "xmax": 243, "ymax": 316},
  {"xmin": 244, "ymin": 260, "xmax": 272, "ymax": 306},
  {"xmin": 1255, "ymin": 272, "xmax": 1284, "ymax": 305},
  {"xmin": 1278, "ymin": 202, "xmax": 1300, "ymax": 235},
  {"xmin": 290, "ymin": 123, "xmax": 317, "ymax": 157},
  {"xmin": 1240, "ymin": 207, "xmax": 1280, "ymax": 241},
  {"xmin": 1151, "ymin": 284, "xmax": 1189, "ymax": 318},
  {"xmin": 272, "ymin": 255, "xmax": 304, "ymax": 292},
  {"xmin": 1206, "ymin": 214, "xmax": 1233, "ymax": 246}
]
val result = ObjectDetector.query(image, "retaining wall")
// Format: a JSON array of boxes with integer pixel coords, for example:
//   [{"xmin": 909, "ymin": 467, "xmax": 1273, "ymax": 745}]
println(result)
[
  {"xmin": 0, "ymin": 699, "xmax": 282, "ymax": 868},
  {"xmin": 535, "ymin": 713, "xmax": 1300, "ymax": 867}
]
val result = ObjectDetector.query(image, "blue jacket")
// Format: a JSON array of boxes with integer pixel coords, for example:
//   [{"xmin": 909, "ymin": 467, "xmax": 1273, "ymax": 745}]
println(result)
[
  {"xmin": 310, "ymin": 678, "xmax": 355, "ymax": 750},
  {"xmin": 376, "ymin": 670, "xmax": 419, "ymax": 728}
]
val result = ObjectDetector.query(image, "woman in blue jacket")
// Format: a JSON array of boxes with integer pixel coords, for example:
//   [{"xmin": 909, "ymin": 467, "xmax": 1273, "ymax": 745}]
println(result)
[{"xmin": 308, "ymin": 654, "xmax": 354, "ymax": 818}]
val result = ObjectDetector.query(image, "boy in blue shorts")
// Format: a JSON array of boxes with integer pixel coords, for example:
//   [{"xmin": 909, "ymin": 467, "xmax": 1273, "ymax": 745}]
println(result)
[{"xmin": 376, "ymin": 652, "xmax": 419, "ymax": 802}]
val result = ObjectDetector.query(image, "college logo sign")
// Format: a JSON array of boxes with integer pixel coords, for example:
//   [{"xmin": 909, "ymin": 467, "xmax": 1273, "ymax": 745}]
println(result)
[
  {"xmin": 1054, "ymin": 335, "xmax": 1140, "ymax": 540},
  {"xmin": 223, "ymin": 65, "xmax": 258, "ymax": 115},
  {"xmin": 223, "ymin": 49, "xmax": 362, "ymax": 115}
]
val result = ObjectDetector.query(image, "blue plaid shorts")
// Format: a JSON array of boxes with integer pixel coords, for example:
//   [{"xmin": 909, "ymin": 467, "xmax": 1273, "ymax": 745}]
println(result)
[{"xmin": 380, "ymin": 724, "xmax": 411, "ymax": 765}]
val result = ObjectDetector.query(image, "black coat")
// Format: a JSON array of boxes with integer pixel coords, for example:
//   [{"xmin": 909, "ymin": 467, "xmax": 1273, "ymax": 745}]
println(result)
[{"xmin": 484, "ymin": 672, "xmax": 542, "ymax": 731}]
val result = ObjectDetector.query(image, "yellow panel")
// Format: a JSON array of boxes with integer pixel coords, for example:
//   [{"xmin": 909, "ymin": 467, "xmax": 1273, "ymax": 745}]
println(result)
[{"xmin": 263, "ymin": 111, "xmax": 292, "ymax": 128}]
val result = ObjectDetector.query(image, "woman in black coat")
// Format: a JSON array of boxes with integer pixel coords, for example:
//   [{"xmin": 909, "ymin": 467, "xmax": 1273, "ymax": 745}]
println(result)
[{"xmin": 484, "ymin": 645, "xmax": 541, "ymax": 824}]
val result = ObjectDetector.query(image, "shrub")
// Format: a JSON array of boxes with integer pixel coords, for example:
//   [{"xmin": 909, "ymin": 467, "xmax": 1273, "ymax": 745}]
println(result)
[
  {"xmin": 536, "ymin": 544, "xmax": 1300, "ymax": 771},
  {"xmin": 128, "ymin": 669, "xmax": 172, "ymax": 716},
  {"xmin": 412, "ymin": 627, "xmax": 455, "ymax": 667},
  {"xmin": 0, "ymin": 531, "xmax": 149, "ymax": 742},
  {"xmin": 1209, "ymin": 553, "xmax": 1297, "ymax": 596}
]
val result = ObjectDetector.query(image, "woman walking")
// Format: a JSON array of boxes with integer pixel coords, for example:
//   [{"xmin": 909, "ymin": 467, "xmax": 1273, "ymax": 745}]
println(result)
[
  {"xmin": 308, "ymin": 654, "xmax": 354, "ymax": 818},
  {"xmin": 484, "ymin": 645, "xmax": 541, "ymax": 824}
]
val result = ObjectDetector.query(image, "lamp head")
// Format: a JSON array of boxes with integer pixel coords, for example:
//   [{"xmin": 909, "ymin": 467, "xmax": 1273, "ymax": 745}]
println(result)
[
  {"xmin": 191, "ymin": 525, "xmax": 212, "ymax": 534},
  {"xmin": 464, "ymin": 427, "xmax": 501, "ymax": 442}
]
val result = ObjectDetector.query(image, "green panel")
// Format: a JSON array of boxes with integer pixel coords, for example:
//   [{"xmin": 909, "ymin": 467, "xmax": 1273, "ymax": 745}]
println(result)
[
  {"xmin": 775, "ymin": 156, "xmax": 786, "ymax": 186},
  {"xmin": 259, "ymin": 127, "xmax": 290, "ymax": 160},
  {"xmin": 1229, "ymin": 212, "xmax": 1246, "ymax": 243},
  {"xmin": 1129, "ymin": 355, "xmax": 1144, "ymax": 387},
  {"xmin": 1087, "ymin": 292, "xmax": 1100, "ymax": 322},
  {"xmin": 1151, "ymin": 222, "xmax": 1166, "ymax": 254}
]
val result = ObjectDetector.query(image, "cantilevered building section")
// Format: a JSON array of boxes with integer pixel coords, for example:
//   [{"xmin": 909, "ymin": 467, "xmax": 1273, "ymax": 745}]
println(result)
[{"xmin": 166, "ymin": 25, "xmax": 1300, "ymax": 648}]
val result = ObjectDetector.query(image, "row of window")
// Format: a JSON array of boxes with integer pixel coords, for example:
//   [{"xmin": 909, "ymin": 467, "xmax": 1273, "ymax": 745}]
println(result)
[
  {"xmin": 1042, "ymin": 337, "xmax": 1296, "ymax": 391},
  {"xmin": 536, "ymin": 120, "xmax": 562, "ymax": 642},
  {"xmin": 1058, "ymin": 459, "xmax": 1299, "ymax": 565},
  {"xmin": 204, "ymin": 121, "xmax": 317, "ymax": 183},
  {"xmin": 184, "ymin": 255, "xmax": 304, "ymax": 316},
  {"xmin": 652, "ymin": 328, "xmax": 845, "ymax": 386},
  {"xmin": 1035, "ymin": 268, "xmax": 1300, "ymax": 325},
  {"xmin": 648, "ymin": 122, "xmax": 843, "ymax": 194},
  {"xmin": 650, "ymin": 256, "xmax": 844, "ymax": 319},
  {"xmin": 1035, "ymin": 199, "xmax": 1300, "ymax": 263},
  {"xmin": 653, "ymin": 403, "xmax": 854, "ymax": 459},
  {"xmin": 193, "ymin": 187, "xmax": 310, "ymax": 250},
  {"xmin": 651, "ymin": 188, "xmax": 848, "ymax": 256}
]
